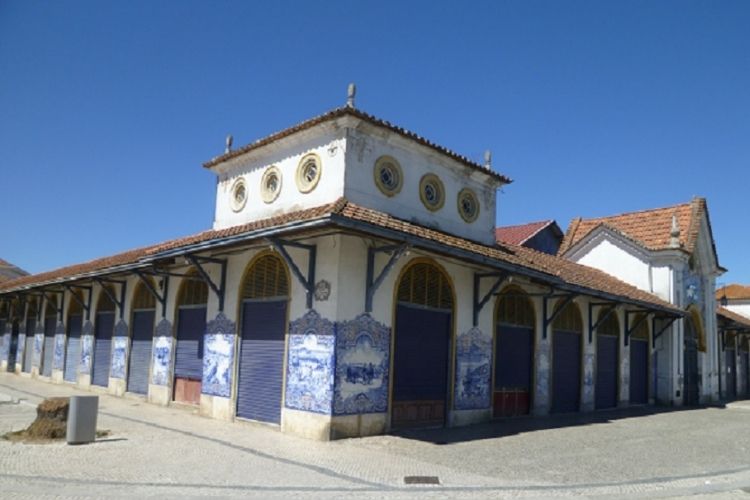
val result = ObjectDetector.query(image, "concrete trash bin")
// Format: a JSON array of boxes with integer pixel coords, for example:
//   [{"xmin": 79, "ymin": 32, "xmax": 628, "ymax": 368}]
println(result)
[{"xmin": 66, "ymin": 396, "xmax": 98, "ymax": 445}]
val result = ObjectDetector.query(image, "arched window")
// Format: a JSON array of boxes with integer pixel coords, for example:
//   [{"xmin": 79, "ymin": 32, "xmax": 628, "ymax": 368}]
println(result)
[
  {"xmin": 597, "ymin": 310, "xmax": 619, "ymax": 337},
  {"xmin": 496, "ymin": 287, "xmax": 534, "ymax": 327},
  {"xmin": 97, "ymin": 287, "xmax": 116, "ymax": 313},
  {"xmin": 241, "ymin": 254, "xmax": 289, "ymax": 299},
  {"xmin": 631, "ymin": 314, "xmax": 649, "ymax": 340},
  {"xmin": 132, "ymin": 282, "xmax": 156, "ymax": 310},
  {"xmin": 397, "ymin": 262, "xmax": 453, "ymax": 310},
  {"xmin": 552, "ymin": 301, "xmax": 582, "ymax": 333},
  {"xmin": 178, "ymin": 272, "xmax": 208, "ymax": 306}
]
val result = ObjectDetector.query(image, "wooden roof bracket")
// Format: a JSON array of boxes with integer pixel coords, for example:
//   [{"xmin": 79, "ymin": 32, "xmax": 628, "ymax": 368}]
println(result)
[
  {"xmin": 652, "ymin": 315, "xmax": 678, "ymax": 349},
  {"xmin": 185, "ymin": 254, "xmax": 227, "ymax": 313},
  {"xmin": 269, "ymin": 237, "xmax": 316, "ymax": 309},
  {"xmin": 93, "ymin": 277, "xmax": 127, "ymax": 320},
  {"xmin": 133, "ymin": 269, "xmax": 170, "ymax": 318},
  {"xmin": 366, "ymin": 242, "xmax": 409, "ymax": 313},
  {"xmin": 473, "ymin": 271, "xmax": 510, "ymax": 327},
  {"xmin": 624, "ymin": 309, "xmax": 651, "ymax": 346},
  {"xmin": 63, "ymin": 284, "xmax": 92, "ymax": 320},
  {"xmin": 542, "ymin": 292, "xmax": 578, "ymax": 339},
  {"xmin": 588, "ymin": 302, "xmax": 619, "ymax": 344}
]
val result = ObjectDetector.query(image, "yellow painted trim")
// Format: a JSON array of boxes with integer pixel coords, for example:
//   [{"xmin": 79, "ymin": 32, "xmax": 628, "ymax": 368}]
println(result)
[
  {"xmin": 687, "ymin": 305, "xmax": 707, "ymax": 352},
  {"xmin": 457, "ymin": 188, "xmax": 480, "ymax": 223},
  {"xmin": 373, "ymin": 155, "xmax": 404, "ymax": 197},
  {"xmin": 296, "ymin": 153, "xmax": 322, "ymax": 194},
  {"xmin": 388, "ymin": 257, "xmax": 456, "ymax": 430},
  {"xmin": 418, "ymin": 173, "xmax": 445, "ymax": 212}
]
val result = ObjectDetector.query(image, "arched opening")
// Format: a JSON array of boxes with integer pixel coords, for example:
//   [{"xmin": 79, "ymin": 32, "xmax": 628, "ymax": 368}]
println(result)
[
  {"xmin": 236, "ymin": 253, "xmax": 290, "ymax": 423},
  {"xmin": 41, "ymin": 297, "xmax": 58, "ymax": 377},
  {"xmin": 392, "ymin": 260, "xmax": 454, "ymax": 429},
  {"xmin": 629, "ymin": 314, "xmax": 649, "ymax": 405},
  {"xmin": 595, "ymin": 310, "xmax": 619, "ymax": 409},
  {"xmin": 683, "ymin": 310, "xmax": 701, "ymax": 406},
  {"xmin": 174, "ymin": 270, "xmax": 208, "ymax": 405},
  {"xmin": 493, "ymin": 286, "xmax": 535, "ymax": 417},
  {"xmin": 551, "ymin": 300, "xmax": 583, "ymax": 413},
  {"xmin": 127, "ymin": 281, "xmax": 156, "ymax": 395},
  {"xmin": 22, "ymin": 299, "xmax": 38, "ymax": 373},
  {"xmin": 725, "ymin": 331, "xmax": 737, "ymax": 401},
  {"xmin": 64, "ymin": 291, "xmax": 84, "ymax": 383},
  {"xmin": 92, "ymin": 287, "xmax": 116, "ymax": 387},
  {"xmin": 9, "ymin": 300, "xmax": 20, "ymax": 372}
]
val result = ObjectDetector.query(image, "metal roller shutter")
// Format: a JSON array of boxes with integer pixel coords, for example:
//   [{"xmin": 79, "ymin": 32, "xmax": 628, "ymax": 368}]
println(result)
[
  {"xmin": 65, "ymin": 314, "xmax": 83, "ymax": 382},
  {"xmin": 236, "ymin": 300, "xmax": 287, "ymax": 423},
  {"xmin": 683, "ymin": 336, "xmax": 699, "ymax": 405},
  {"xmin": 743, "ymin": 352, "xmax": 749, "ymax": 399},
  {"xmin": 127, "ymin": 310, "xmax": 155, "ymax": 395},
  {"xmin": 23, "ymin": 319, "xmax": 35, "ymax": 373},
  {"xmin": 726, "ymin": 348, "xmax": 737, "ymax": 401},
  {"xmin": 551, "ymin": 330, "xmax": 581, "ymax": 413},
  {"xmin": 494, "ymin": 325, "xmax": 533, "ymax": 417},
  {"xmin": 174, "ymin": 307, "xmax": 206, "ymax": 380},
  {"xmin": 629, "ymin": 339, "xmax": 648, "ymax": 404},
  {"xmin": 595, "ymin": 334, "xmax": 618, "ymax": 409},
  {"xmin": 392, "ymin": 304, "xmax": 451, "ymax": 428},
  {"xmin": 92, "ymin": 312, "xmax": 115, "ymax": 387},
  {"xmin": 7, "ymin": 322, "xmax": 19, "ymax": 371},
  {"xmin": 42, "ymin": 317, "xmax": 56, "ymax": 377}
]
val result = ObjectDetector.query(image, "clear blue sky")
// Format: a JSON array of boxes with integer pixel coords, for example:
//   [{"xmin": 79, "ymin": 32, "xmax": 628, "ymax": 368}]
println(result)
[{"xmin": 1, "ymin": 1, "xmax": 748, "ymax": 286}]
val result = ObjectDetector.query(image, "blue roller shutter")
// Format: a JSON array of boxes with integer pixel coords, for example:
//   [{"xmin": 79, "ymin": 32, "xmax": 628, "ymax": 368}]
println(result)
[
  {"xmin": 127, "ymin": 310, "xmax": 155, "ymax": 395},
  {"xmin": 42, "ymin": 316, "xmax": 56, "ymax": 376},
  {"xmin": 392, "ymin": 304, "xmax": 451, "ymax": 428},
  {"xmin": 726, "ymin": 348, "xmax": 737, "ymax": 401},
  {"xmin": 236, "ymin": 300, "xmax": 287, "ymax": 423},
  {"xmin": 551, "ymin": 330, "xmax": 581, "ymax": 413},
  {"xmin": 595, "ymin": 335, "xmax": 618, "ymax": 409},
  {"xmin": 7, "ymin": 322, "xmax": 19, "ymax": 371},
  {"xmin": 92, "ymin": 312, "xmax": 115, "ymax": 387},
  {"xmin": 630, "ymin": 339, "xmax": 648, "ymax": 404},
  {"xmin": 683, "ymin": 336, "xmax": 699, "ymax": 405},
  {"xmin": 23, "ymin": 319, "xmax": 35, "ymax": 373},
  {"xmin": 494, "ymin": 324, "xmax": 533, "ymax": 416},
  {"xmin": 743, "ymin": 352, "xmax": 749, "ymax": 399},
  {"xmin": 174, "ymin": 307, "xmax": 206, "ymax": 380},
  {"xmin": 65, "ymin": 314, "xmax": 83, "ymax": 382}
]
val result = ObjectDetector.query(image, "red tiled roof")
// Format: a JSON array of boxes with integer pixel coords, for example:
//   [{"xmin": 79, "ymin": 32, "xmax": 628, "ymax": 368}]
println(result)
[
  {"xmin": 716, "ymin": 284, "xmax": 750, "ymax": 301},
  {"xmin": 717, "ymin": 306, "xmax": 750, "ymax": 329},
  {"xmin": 558, "ymin": 198, "xmax": 718, "ymax": 264},
  {"xmin": 202, "ymin": 106, "xmax": 512, "ymax": 185},
  {"xmin": 495, "ymin": 220, "xmax": 556, "ymax": 246},
  {"xmin": 0, "ymin": 199, "xmax": 681, "ymax": 315}
]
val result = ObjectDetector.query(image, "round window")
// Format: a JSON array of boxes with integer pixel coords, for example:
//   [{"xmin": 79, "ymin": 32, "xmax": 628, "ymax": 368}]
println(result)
[
  {"xmin": 296, "ymin": 153, "xmax": 322, "ymax": 193},
  {"xmin": 261, "ymin": 166, "xmax": 282, "ymax": 203},
  {"xmin": 373, "ymin": 156, "xmax": 403, "ymax": 197},
  {"xmin": 419, "ymin": 173, "xmax": 445, "ymax": 211},
  {"xmin": 457, "ymin": 188, "xmax": 480, "ymax": 223},
  {"xmin": 230, "ymin": 178, "xmax": 248, "ymax": 212}
]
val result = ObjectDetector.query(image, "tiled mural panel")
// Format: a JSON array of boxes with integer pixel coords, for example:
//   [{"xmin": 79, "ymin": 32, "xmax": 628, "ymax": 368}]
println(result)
[
  {"xmin": 202, "ymin": 313, "xmax": 235, "ymax": 398},
  {"xmin": 151, "ymin": 319, "xmax": 172, "ymax": 386},
  {"xmin": 454, "ymin": 327, "xmax": 492, "ymax": 410},
  {"xmin": 285, "ymin": 310, "xmax": 334, "ymax": 414}
]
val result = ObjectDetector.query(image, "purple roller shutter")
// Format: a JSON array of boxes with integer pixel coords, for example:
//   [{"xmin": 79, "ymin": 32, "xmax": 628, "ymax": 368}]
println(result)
[
  {"xmin": 92, "ymin": 312, "xmax": 115, "ymax": 387},
  {"xmin": 551, "ymin": 330, "xmax": 581, "ymax": 413},
  {"xmin": 236, "ymin": 300, "xmax": 287, "ymax": 423},
  {"xmin": 174, "ymin": 307, "xmax": 206, "ymax": 380},
  {"xmin": 595, "ymin": 334, "xmax": 618, "ymax": 409}
]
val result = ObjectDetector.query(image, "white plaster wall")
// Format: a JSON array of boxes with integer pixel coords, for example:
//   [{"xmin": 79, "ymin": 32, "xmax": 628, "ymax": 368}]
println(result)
[
  {"xmin": 575, "ymin": 239, "xmax": 651, "ymax": 292},
  {"xmin": 344, "ymin": 127, "xmax": 497, "ymax": 246},
  {"xmin": 213, "ymin": 128, "xmax": 347, "ymax": 230}
]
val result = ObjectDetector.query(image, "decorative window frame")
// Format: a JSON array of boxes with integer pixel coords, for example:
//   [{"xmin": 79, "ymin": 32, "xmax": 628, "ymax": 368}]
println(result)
[
  {"xmin": 419, "ymin": 173, "xmax": 445, "ymax": 212},
  {"xmin": 260, "ymin": 166, "xmax": 282, "ymax": 204},
  {"xmin": 373, "ymin": 155, "xmax": 403, "ymax": 197},
  {"xmin": 230, "ymin": 177, "xmax": 248, "ymax": 212},
  {"xmin": 295, "ymin": 153, "xmax": 322, "ymax": 194},
  {"xmin": 457, "ymin": 187, "xmax": 480, "ymax": 223}
]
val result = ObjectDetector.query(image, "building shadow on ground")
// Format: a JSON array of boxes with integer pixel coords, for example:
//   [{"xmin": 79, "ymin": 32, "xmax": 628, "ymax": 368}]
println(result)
[{"xmin": 390, "ymin": 404, "xmax": 728, "ymax": 445}]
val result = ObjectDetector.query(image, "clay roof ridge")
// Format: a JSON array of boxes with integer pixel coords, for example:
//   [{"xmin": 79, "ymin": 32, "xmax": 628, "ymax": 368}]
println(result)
[{"xmin": 202, "ymin": 106, "xmax": 511, "ymax": 184}]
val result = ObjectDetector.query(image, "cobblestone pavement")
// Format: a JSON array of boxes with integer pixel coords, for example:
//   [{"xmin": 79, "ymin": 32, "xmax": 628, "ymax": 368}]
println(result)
[{"xmin": 1, "ymin": 373, "xmax": 750, "ymax": 499}]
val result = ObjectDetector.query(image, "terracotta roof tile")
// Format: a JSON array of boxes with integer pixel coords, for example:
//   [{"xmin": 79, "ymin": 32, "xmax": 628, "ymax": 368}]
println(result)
[
  {"xmin": 202, "ymin": 106, "xmax": 512, "ymax": 185},
  {"xmin": 0, "ymin": 199, "xmax": 680, "ymax": 314},
  {"xmin": 716, "ymin": 284, "xmax": 750, "ymax": 301},
  {"xmin": 717, "ymin": 306, "xmax": 750, "ymax": 329},
  {"xmin": 495, "ymin": 220, "xmax": 556, "ymax": 246},
  {"xmin": 558, "ymin": 198, "xmax": 718, "ymax": 261}
]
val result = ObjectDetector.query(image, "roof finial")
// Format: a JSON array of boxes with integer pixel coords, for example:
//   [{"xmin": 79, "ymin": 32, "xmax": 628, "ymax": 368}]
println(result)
[
  {"xmin": 346, "ymin": 83, "xmax": 356, "ymax": 108},
  {"xmin": 225, "ymin": 134, "xmax": 233, "ymax": 154},
  {"xmin": 484, "ymin": 149, "xmax": 492, "ymax": 168},
  {"xmin": 669, "ymin": 214, "xmax": 681, "ymax": 248}
]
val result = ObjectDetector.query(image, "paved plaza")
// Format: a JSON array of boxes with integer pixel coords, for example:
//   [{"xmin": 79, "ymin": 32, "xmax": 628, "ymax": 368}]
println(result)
[{"xmin": 1, "ymin": 373, "xmax": 750, "ymax": 499}]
